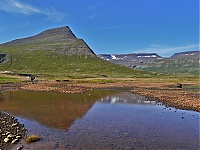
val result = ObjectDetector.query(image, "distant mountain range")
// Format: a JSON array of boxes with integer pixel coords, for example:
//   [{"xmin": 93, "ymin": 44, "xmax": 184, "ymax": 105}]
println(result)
[
  {"xmin": 98, "ymin": 51, "xmax": 200, "ymax": 75},
  {"xmin": 98, "ymin": 53, "xmax": 162, "ymax": 61}
]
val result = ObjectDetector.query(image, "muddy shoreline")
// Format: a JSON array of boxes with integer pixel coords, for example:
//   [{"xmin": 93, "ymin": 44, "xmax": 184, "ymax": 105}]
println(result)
[{"xmin": 0, "ymin": 81, "xmax": 199, "ymax": 112}]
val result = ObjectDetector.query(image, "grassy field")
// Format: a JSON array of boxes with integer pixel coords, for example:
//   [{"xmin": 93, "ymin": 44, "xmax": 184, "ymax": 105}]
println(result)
[
  {"xmin": 0, "ymin": 72, "xmax": 199, "ymax": 84},
  {"xmin": 0, "ymin": 75, "xmax": 23, "ymax": 83}
]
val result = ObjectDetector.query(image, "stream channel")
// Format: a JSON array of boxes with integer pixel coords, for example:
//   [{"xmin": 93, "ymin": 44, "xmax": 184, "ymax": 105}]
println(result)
[{"xmin": 0, "ymin": 90, "xmax": 199, "ymax": 149}]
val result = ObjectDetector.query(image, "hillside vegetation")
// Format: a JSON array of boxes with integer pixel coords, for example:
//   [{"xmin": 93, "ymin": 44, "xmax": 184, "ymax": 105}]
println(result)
[
  {"xmin": 140, "ymin": 57, "xmax": 199, "ymax": 75},
  {"xmin": 0, "ymin": 45, "xmax": 157, "ymax": 79}
]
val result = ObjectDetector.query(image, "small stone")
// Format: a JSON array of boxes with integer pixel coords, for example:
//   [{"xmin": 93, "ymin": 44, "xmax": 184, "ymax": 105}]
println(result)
[
  {"xmin": 11, "ymin": 139, "xmax": 18, "ymax": 144},
  {"xmin": 4, "ymin": 137, "xmax": 10, "ymax": 143},
  {"xmin": 7, "ymin": 134, "xmax": 14, "ymax": 139},
  {"xmin": 17, "ymin": 145, "xmax": 23, "ymax": 150},
  {"xmin": 16, "ymin": 135, "xmax": 21, "ymax": 139},
  {"xmin": 6, "ymin": 132, "xmax": 11, "ymax": 136},
  {"xmin": 11, "ymin": 123, "xmax": 18, "ymax": 127}
]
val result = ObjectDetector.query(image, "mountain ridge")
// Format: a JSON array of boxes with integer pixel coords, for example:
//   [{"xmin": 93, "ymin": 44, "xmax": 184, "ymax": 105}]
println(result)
[
  {"xmin": 170, "ymin": 50, "xmax": 199, "ymax": 58},
  {"xmin": 4, "ymin": 26, "xmax": 77, "ymax": 45},
  {"xmin": 98, "ymin": 50, "xmax": 200, "ymax": 60},
  {"xmin": 98, "ymin": 53, "xmax": 162, "ymax": 61},
  {"xmin": 98, "ymin": 51, "xmax": 199, "ymax": 75},
  {"xmin": 1, "ymin": 26, "xmax": 96, "ymax": 56}
]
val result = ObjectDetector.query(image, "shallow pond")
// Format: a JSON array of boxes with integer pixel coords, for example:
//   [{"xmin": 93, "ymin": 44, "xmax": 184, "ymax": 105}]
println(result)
[{"xmin": 0, "ymin": 90, "xmax": 199, "ymax": 149}]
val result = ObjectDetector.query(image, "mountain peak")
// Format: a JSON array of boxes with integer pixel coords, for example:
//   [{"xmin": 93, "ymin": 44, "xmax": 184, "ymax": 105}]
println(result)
[
  {"xmin": 4, "ymin": 26, "xmax": 77, "ymax": 45},
  {"xmin": 40, "ymin": 26, "xmax": 77, "ymax": 39},
  {"xmin": 1, "ymin": 26, "xmax": 96, "ymax": 56}
]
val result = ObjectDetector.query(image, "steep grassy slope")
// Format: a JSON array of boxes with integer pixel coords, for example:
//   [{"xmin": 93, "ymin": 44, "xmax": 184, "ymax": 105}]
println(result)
[{"xmin": 0, "ymin": 45, "xmax": 156, "ymax": 79}]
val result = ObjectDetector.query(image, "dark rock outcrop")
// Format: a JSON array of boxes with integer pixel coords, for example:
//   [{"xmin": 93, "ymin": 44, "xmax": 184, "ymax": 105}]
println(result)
[{"xmin": 0, "ymin": 54, "xmax": 6, "ymax": 63}]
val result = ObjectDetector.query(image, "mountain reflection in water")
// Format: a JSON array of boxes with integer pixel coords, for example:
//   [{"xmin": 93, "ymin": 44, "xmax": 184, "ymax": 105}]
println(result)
[
  {"xmin": 0, "ymin": 90, "xmax": 149, "ymax": 130},
  {"xmin": 0, "ymin": 90, "xmax": 199, "ymax": 149}
]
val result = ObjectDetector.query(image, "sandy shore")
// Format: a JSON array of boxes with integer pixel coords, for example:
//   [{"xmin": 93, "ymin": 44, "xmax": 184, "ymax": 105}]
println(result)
[{"xmin": 1, "ymin": 80, "xmax": 199, "ymax": 112}]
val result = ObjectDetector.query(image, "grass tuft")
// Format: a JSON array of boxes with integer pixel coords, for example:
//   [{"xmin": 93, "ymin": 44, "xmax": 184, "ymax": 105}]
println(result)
[{"xmin": 26, "ymin": 134, "xmax": 40, "ymax": 143}]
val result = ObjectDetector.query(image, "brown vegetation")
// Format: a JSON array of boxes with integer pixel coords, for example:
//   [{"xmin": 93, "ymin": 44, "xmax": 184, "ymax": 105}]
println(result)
[{"xmin": 26, "ymin": 134, "xmax": 40, "ymax": 143}]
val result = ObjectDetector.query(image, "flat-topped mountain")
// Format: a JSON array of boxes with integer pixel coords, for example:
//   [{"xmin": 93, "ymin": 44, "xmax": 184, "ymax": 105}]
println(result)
[
  {"xmin": 98, "ymin": 53, "xmax": 162, "ymax": 61},
  {"xmin": 2, "ymin": 26, "xmax": 96, "ymax": 56},
  {"xmin": 98, "ymin": 51, "xmax": 199, "ymax": 75},
  {"xmin": 170, "ymin": 51, "xmax": 199, "ymax": 58}
]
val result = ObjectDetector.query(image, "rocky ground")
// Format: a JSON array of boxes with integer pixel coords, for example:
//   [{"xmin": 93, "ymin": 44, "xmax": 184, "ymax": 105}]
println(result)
[{"xmin": 0, "ymin": 111, "xmax": 26, "ymax": 150}]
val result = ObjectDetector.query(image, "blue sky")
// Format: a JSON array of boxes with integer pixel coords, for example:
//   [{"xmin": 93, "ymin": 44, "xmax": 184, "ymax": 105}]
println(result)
[{"xmin": 0, "ymin": 0, "xmax": 199, "ymax": 57}]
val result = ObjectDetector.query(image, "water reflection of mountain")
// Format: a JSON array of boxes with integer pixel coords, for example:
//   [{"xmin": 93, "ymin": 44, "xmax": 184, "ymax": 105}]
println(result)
[
  {"xmin": 0, "ymin": 90, "xmax": 120, "ymax": 130},
  {"xmin": 100, "ymin": 92, "xmax": 157, "ymax": 105}
]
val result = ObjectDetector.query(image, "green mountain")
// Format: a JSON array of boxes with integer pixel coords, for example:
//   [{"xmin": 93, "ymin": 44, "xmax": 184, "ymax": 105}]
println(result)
[{"xmin": 0, "ymin": 26, "xmax": 155, "ymax": 79}]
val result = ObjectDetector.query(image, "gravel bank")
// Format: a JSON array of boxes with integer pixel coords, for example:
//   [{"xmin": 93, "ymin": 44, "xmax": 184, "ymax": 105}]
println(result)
[{"xmin": 0, "ymin": 111, "xmax": 27, "ymax": 149}]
